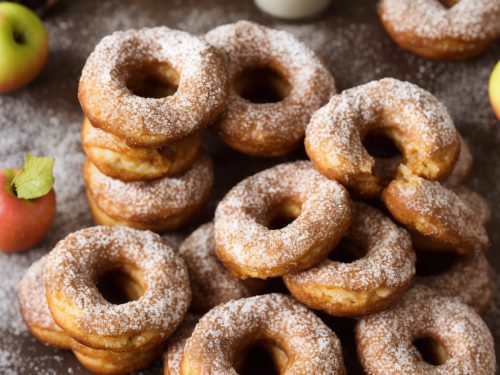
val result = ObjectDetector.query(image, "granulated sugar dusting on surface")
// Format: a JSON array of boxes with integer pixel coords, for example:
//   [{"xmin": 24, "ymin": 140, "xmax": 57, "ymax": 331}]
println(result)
[{"xmin": 0, "ymin": 0, "xmax": 499, "ymax": 373}]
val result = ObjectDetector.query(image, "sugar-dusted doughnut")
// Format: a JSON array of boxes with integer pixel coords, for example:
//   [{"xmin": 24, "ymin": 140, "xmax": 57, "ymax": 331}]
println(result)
[
  {"xmin": 164, "ymin": 314, "xmax": 199, "ymax": 375},
  {"xmin": 179, "ymin": 222, "xmax": 265, "ymax": 312},
  {"xmin": 382, "ymin": 165, "xmax": 489, "ymax": 254},
  {"xmin": 453, "ymin": 185, "xmax": 491, "ymax": 224},
  {"xmin": 305, "ymin": 78, "xmax": 460, "ymax": 197},
  {"xmin": 79, "ymin": 27, "xmax": 228, "ymax": 148},
  {"xmin": 44, "ymin": 226, "xmax": 191, "ymax": 352},
  {"xmin": 356, "ymin": 285, "xmax": 496, "ymax": 375},
  {"xmin": 81, "ymin": 117, "xmax": 201, "ymax": 181},
  {"xmin": 378, "ymin": 0, "xmax": 500, "ymax": 60},
  {"xmin": 443, "ymin": 135, "xmax": 473, "ymax": 187},
  {"xmin": 181, "ymin": 294, "xmax": 346, "ymax": 374},
  {"xmin": 17, "ymin": 255, "xmax": 73, "ymax": 349},
  {"xmin": 284, "ymin": 202, "xmax": 415, "ymax": 317},
  {"xmin": 17, "ymin": 255, "xmax": 165, "ymax": 375},
  {"xmin": 416, "ymin": 249, "xmax": 493, "ymax": 314},
  {"xmin": 214, "ymin": 161, "xmax": 351, "ymax": 279},
  {"xmin": 83, "ymin": 154, "xmax": 213, "ymax": 232},
  {"xmin": 205, "ymin": 21, "xmax": 335, "ymax": 157}
]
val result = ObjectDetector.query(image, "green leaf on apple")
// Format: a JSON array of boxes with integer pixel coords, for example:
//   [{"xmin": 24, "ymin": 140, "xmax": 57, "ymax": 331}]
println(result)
[{"xmin": 12, "ymin": 153, "xmax": 55, "ymax": 200}]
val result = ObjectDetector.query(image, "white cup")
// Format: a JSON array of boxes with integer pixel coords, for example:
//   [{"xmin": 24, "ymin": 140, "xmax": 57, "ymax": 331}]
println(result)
[{"xmin": 254, "ymin": 0, "xmax": 331, "ymax": 20}]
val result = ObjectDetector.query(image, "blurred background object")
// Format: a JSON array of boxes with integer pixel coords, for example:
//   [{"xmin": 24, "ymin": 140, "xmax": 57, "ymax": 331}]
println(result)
[
  {"xmin": 254, "ymin": 0, "xmax": 330, "ymax": 20},
  {"xmin": 11, "ymin": 0, "xmax": 60, "ymax": 16}
]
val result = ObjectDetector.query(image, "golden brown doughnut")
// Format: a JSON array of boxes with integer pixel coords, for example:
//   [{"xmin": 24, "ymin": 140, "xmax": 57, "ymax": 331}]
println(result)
[
  {"xmin": 81, "ymin": 117, "xmax": 201, "ymax": 181},
  {"xmin": 83, "ymin": 154, "xmax": 213, "ymax": 232},
  {"xmin": 416, "ymin": 249, "xmax": 493, "ymax": 314},
  {"xmin": 442, "ymin": 135, "xmax": 473, "ymax": 187},
  {"xmin": 181, "ymin": 294, "xmax": 346, "ymax": 374},
  {"xmin": 205, "ymin": 21, "xmax": 335, "ymax": 157},
  {"xmin": 214, "ymin": 161, "xmax": 352, "ymax": 279},
  {"xmin": 164, "ymin": 314, "xmax": 199, "ymax": 375},
  {"xmin": 305, "ymin": 78, "xmax": 460, "ymax": 197},
  {"xmin": 17, "ymin": 255, "xmax": 164, "ymax": 375},
  {"xmin": 44, "ymin": 226, "xmax": 191, "ymax": 352},
  {"xmin": 378, "ymin": 0, "xmax": 500, "ymax": 60},
  {"xmin": 382, "ymin": 165, "xmax": 489, "ymax": 254},
  {"xmin": 179, "ymin": 222, "xmax": 265, "ymax": 312},
  {"xmin": 284, "ymin": 202, "xmax": 415, "ymax": 317},
  {"xmin": 79, "ymin": 27, "xmax": 228, "ymax": 148},
  {"xmin": 356, "ymin": 285, "xmax": 496, "ymax": 375}
]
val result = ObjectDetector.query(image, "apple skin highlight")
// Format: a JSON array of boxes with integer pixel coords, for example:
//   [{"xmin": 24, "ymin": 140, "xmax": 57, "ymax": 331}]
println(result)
[
  {"xmin": 0, "ymin": 2, "xmax": 48, "ymax": 93},
  {"xmin": 0, "ymin": 170, "xmax": 56, "ymax": 252},
  {"xmin": 489, "ymin": 60, "xmax": 500, "ymax": 120}
]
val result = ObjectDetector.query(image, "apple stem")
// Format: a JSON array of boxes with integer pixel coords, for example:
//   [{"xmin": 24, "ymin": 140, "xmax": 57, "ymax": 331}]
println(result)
[{"xmin": 13, "ymin": 30, "xmax": 26, "ymax": 45}]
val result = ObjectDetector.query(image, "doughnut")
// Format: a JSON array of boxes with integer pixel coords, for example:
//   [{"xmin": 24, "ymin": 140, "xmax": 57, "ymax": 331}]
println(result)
[
  {"xmin": 17, "ymin": 255, "xmax": 165, "ymax": 375},
  {"xmin": 205, "ymin": 21, "xmax": 336, "ymax": 157},
  {"xmin": 181, "ymin": 293, "xmax": 346, "ymax": 375},
  {"xmin": 44, "ymin": 226, "xmax": 191, "ymax": 352},
  {"xmin": 214, "ymin": 161, "xmax": 352, "ymax": 279},
  {"xmin": 356, "ymin": 285, "xmax": 496, "ymax": 375},
  {"xmin": 452, "ymin": 185, "xmax": 491, "ymax": 224},
  {"xmin": 378, "ymin": 0, "xmax": 500, "ymax": 60},
  {"xmin": 83, "ymin": 154, "xmax": 213, "ymax": 232},
  {"xmin": 442, "ymin": 135, "xmax": 473, "ymax": 187},
  {"xmin": 179, "ymin": 222, "xmax": 266, "ymax": 312},
  {"xmin": 416, "ymin": 249, "xmax": 493, "ymax": 314},
  {"xmin": 81, "ymin": 117, "xmax": 201, "ymax": 181},
  {"xmin": 17, "ymin": 255, "xmax": 73, "ymax": 349},
  {"xmin": 164, "ymin": 314, "xmax": 199, "ymax": 375},
  {"xmin": 73, "ymin": 343, "xmax": 164, "ymax": 375},
  {"xmin": 79, "ymin": 27, "xmax": 228, "ymax": 148},
  {"xmin": 305, "ymin": 78, "xmax": 460, "ymax": 197},
  {"xmin": 382, "ymin": 165, "xmax": 489, "ymax": 254},
  {"xmin": 284, "ymin": 202, "xmax": 415, "ymax": 317}
]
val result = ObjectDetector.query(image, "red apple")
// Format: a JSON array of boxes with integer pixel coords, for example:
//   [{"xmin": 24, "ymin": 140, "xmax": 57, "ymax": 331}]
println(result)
[
  {"xmin": 0, "ymin": 168, "xmax": 56, "ymax": 252},
  {"xmin": 0, "ymin": 2, "xmax": 48, "ymax": 93}
]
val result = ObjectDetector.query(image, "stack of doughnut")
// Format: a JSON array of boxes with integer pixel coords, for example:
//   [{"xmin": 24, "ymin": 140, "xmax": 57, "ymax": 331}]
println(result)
[
  {"xmin": 78, "ymin": 27, "xmax": 226, "ymax": 232},
  {"xmin": 17, "ymin": 226, "xmax": 191, "ymax": 374},
  {"xmin": 19, "ymin": 21, "xmax": 497, "ymax": 375}
]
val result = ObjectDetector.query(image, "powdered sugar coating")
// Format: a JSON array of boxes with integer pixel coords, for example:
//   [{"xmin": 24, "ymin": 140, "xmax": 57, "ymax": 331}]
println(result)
[
  {"xmin": 378, "ymin": 0, "xmax": 500, "ymax": 40},
  {"xmin": 383, "ymin": 165, "xmax": 489, "ymax": 253},
  {"xmin": 17, "ymin": 256, "xmax": 62, "ymax": 334},
  {"xmin": 44, "ymin": 226, "xmax": 191, "ymax": 339},
  {"xmin": 285, "ymin": 202, "xmax": 415, "ymax": 291},
  {"xmin": 205, "ymin": 21, "xmax": 336, "ymax": 156},
  {"xmin": 305, "ymin": 78, "xmax": 459, "ymax": 197},
  {"xmin": 83, "ymin": 154, "xmax": 213, "ymax": 223},
  {"xmin": 214, "ymin": 161, "xmax": 351, "ymax": 278},
  {"xmin": 179, "ymin": 222, "xmax": 264, "ymax": 312},
  {"xmin": 182, "ymin": 293, "xmax": 346, "ymax": 374},
  {"xmin": 79, "ymin": 27, "xmax": 228, "ymax": 148},
  {"xmin": 416, "ymin": 250, "xmax": 493, "ymax": 313},
  {"xmin": 356, "ymin": 285, "xmax": 496, "ymax": 375}
]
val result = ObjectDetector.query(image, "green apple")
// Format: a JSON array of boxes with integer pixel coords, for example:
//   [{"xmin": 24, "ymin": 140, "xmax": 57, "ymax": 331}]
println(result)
[
  {"xmin": 0, "ymin": 2, "xmax": 48, "ymax": 93},
  {"xmin": 489, "ymin": 60, "xmax": 500, "ymax": 120}
]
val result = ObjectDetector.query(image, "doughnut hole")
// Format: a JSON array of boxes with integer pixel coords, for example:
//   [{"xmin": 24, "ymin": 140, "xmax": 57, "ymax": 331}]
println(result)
[
  {"xmin": 415, "ymin": 251, "xmax": 460, "ymax": 277},
  {"xmin": 328, "ymin": 238, "xmax": 366, "ymax": 264},
  {"xmin": 126, "ymin": 62, "xmax": 179, "ymax": 99},
  {"xmin": 362, "ymin": 129, "xmax": 401, "ymax": 159},
  {"xmin": 439, "ymin": 0, "xmax": 460, "ymax": 9},
  {"xmin": 96, "ymin": 266, "xmax": 145, "ymax": 305},
  {"xmin": 234, "ymin": 67, "xmax": 291, "ymax": 104},
  {"xmin": 239, "ymin": 342, "xmax": 286, "ymax": 375},
  {"xmin": 413, "ymin": 336, "xmax": 448, "ymax": 366},
  {"xmin": 266, "ymin": 198, "xmax": 302, "ymax": 230}
]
